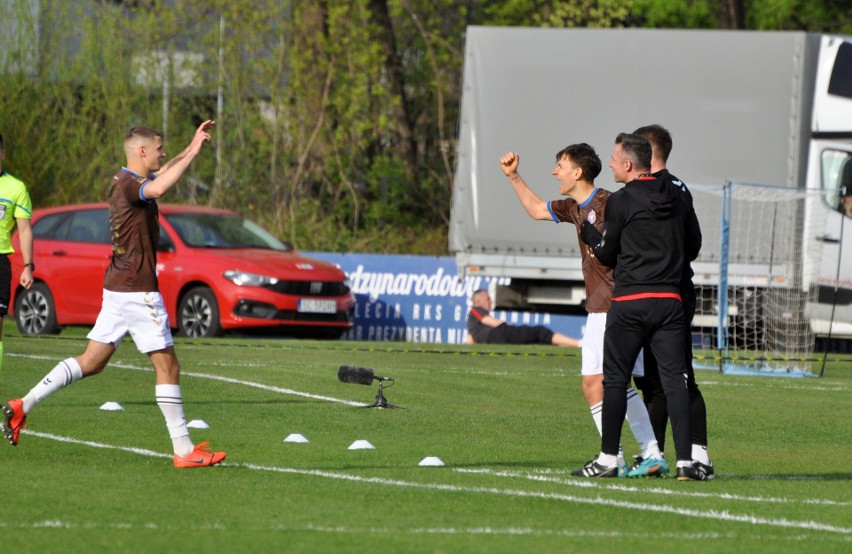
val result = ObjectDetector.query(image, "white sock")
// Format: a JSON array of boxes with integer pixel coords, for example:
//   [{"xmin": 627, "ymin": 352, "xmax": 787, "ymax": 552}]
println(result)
[
  {"xmin": 589, "ymin": 401, "xmax": 603, "ymax": 436},
  {"xmin": 596, "ymin": 452, "xmax": 618, "ymax": 468},
  {"xmin": 22, "ymin": 358, "xmax": 83, "ymax": 413},
  {"xmin": 592, "ymin": 402, "xmax": 626, "ymax": 466},
  {"xmin": 155, "ymin": 384, "xmax": 194, "ymax": 456},
  {"xmin": 677, "ymin": 460, "xmax": 694, "ymax": 468},
  {"xmin": 625, "ymin": 387, "xmax": 661, "ymax": 459},
  {"xmin": 692, "ymin": 444, "xmax": 711, "ymax": 465}
]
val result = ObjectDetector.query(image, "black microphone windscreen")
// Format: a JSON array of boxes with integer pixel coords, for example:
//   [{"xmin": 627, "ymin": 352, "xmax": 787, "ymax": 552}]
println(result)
[{"xmin": 338, "ymin": 365, "xmax": 375, "ymax": 385}]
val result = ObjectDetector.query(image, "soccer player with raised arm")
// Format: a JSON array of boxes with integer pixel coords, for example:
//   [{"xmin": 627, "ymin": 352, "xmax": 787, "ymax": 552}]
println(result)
[
  {"xmin": 500, "ymin": 144, "xmax": 664, "ymax": 476},
  {"xmin": 2, "ymin": 121, "xmax": 226, "ymax": 468}
]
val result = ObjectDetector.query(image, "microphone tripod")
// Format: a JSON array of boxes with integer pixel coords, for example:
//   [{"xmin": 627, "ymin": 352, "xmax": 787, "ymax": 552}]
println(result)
[{"xmin": 364, "ymin": 380, "xmax": 400, "ymax": 409}]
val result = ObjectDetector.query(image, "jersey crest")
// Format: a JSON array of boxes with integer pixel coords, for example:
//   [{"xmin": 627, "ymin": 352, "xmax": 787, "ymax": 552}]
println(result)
[{"xmin": 586, "ymin": 209, "xmax": 597, "ymax": 225}]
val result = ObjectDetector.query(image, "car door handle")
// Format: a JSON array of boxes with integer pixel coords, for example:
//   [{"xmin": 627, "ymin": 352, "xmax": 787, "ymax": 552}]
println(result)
[
  {"xmin": 816, "ymin": 235, "xmax": 841, "ymax": 244},
  {"xmin": 51, "ymin": 250, "xmax": 69, "ymax": 256}
]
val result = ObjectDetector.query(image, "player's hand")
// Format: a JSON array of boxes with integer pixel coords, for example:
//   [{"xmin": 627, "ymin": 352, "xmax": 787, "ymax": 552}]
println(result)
[
  {"xmin": 499, "ymin": 151, "xmax": 520, "ymax": 177},
  {"xmin": 185, "ymin": 119, "xmax": 215, "ymax": 157},
  {"xmin": 194, "ymin": 119, "xmax": 215, "ymax": 144},
  {"xmin": 579, "ymin": 221, "xmax": 602, "ymax": 247}
]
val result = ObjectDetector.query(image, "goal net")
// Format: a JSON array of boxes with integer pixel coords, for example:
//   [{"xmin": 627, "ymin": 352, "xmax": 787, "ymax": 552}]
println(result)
[{"xmin": 688, "ymin": 182, "xmax": 826, "ymax": 376}]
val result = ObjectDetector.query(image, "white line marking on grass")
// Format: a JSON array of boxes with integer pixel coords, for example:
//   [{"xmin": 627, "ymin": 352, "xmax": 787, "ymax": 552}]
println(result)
[
  {"xmin": 531, "ymin": 467, "xmax": 846, "ymax": 484},
  {"xmin": 11, "ymin": 353, "xmax": 366, "ymax": 407},
  {"xmin": 24, "ymin": 430, "xmax": 172, "ymax": 460},
  {"xmin": 298, "ymin": 525, "xmax": 851, "ymax": 544},
  {"xmin": 456, "ymin": 468, "xmax": 852, "ymax": 507},
  {"xmin": 17, "ymin": 430, "xmax": 852, "ymax": 536},
  {"xmin": 3, "ymin": 520, "xmax": 848, "ymax": 544},
  {"xmin": 10, "ymin": 355, "xmax": 368, "ymax": 408}
]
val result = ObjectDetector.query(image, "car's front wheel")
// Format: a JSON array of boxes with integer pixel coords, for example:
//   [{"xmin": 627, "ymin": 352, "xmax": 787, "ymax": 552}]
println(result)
[
  {"xmin": 177, "ymin": 286, "xmax": 223, "ymax": 338},
  {"xmin": 15, "ymin": 283, "xmax": 60, "ymax": 335}
]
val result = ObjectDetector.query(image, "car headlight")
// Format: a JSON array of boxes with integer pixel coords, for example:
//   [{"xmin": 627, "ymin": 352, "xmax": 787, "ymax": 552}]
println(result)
[{"xmin": 223, "ymin": 270, "xmax": 279, "ymax": 287}]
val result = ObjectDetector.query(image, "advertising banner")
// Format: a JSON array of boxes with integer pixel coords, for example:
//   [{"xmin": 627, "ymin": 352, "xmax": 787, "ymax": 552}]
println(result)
[{"xmin": 306, "ymin": 253, "xmax": 586, "ymax": 344}]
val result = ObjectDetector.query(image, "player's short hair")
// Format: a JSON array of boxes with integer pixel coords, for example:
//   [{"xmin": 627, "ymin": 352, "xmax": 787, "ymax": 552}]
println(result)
[
  {"xmin": 555, "ymin": 143, "xmax": 602, "ymax": 181},
  {"xmin": 125, "ymin": 126, "xmax": 162, "ymax": 147},
  {"xmin": 634, "ymin": 124, "xmax": 673, "ymax": 162},
  {"xmin": 615, "ymin": 133, "xmax": 652, "ymax": 171}
]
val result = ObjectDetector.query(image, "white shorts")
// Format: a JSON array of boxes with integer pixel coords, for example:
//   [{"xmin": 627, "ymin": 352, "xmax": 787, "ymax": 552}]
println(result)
[
  {"xmin": 581, "ymin": 312, "xmax": 645, "ymax": 377},
  {"xmin": 88, "ymin": 290, "xmax": 174, "ymax": 354}
]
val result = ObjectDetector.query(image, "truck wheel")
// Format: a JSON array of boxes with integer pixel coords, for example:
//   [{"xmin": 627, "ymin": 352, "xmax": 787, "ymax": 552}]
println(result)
[
  {"xmin": 15, "ymin": 283, "xmax": 60, "ymax": 335},
  {"xmin": 178, "ymin": 287, "xmax": 223, "ymax": 338}
]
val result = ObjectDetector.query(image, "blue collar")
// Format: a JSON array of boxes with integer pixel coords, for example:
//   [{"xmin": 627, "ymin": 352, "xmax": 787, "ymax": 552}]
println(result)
[{"xmin": 578, "ymin": 187, "xmax": 599, "ymax": 208}]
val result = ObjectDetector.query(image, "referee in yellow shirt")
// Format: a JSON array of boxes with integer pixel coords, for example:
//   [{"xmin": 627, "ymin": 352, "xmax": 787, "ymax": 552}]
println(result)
[{"xmin": 0, "ymin": 133, "xmax": 34, "ymax": 368}]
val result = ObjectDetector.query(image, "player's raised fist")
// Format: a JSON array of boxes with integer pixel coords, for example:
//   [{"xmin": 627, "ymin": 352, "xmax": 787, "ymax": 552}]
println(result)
[{"xmin": 499, "ymin": 151, "xmax": 520, "ymax": 176}]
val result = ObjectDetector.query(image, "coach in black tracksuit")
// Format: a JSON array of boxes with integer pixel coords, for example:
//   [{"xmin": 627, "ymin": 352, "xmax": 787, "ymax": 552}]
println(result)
[
  {"xmin": 632, "ymin": 124, "xmax": 712, "ymax": 478},
  {"xmin": 578, "ymin": 132, "xmax": 704, "ymax": 480}
]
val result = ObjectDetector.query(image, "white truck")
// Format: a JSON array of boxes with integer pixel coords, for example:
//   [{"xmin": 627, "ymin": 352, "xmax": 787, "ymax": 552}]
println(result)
[{"xmin": 449, "ymin": 27, "xmax": 852, "ymax": 351}]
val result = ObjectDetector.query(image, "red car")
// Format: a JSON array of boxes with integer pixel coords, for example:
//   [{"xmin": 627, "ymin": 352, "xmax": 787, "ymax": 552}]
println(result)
[{"xmin": 9, "ymin": 203, "xmax": 355, "ymax": 339}]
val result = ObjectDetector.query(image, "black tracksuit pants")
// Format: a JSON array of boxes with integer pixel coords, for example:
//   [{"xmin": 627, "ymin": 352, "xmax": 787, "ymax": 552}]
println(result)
[
  {"xmin": 634, "ymin": 283, "xmax": 708, "ymax": 452},
  {"xmin": 601, "ymin": 297, "xmax": 693, "ymax": 463}
]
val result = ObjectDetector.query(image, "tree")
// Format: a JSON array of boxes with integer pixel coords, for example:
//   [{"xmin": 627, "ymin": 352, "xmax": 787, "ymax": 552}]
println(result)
[{"xmin": 3, "ymin": 0, "xmax": 851, "ymax": 255}]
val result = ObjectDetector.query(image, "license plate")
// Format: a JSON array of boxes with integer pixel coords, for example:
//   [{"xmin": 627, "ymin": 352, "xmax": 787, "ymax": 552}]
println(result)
[{"xmin": 298, "ymin": 299, "xmax": 337, "ymax": 313}]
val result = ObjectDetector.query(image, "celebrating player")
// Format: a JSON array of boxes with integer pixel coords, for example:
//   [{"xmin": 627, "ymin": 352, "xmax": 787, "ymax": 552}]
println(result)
[
  {"xmin": 500, "ymin": 145, "xmax": 664, "ymax": 476},
  {"xmin": 2, "ymin": 120, "xmax": 226, "ymax": 468}
]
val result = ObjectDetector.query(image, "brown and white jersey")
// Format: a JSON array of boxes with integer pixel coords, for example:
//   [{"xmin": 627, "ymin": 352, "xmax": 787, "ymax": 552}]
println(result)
[
  {"xmin": 547, "ymin": 188, "xmax": 614, "ymax": 313},
  {"xmin": 103, "ymin": 169, "xmax": 160, "ymax": 293}
]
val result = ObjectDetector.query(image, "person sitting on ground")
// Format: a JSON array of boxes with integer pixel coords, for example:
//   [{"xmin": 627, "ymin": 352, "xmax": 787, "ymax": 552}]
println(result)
[{"xmin": 466, "ymin": 289, "xmax": 580, "ymax": 347}]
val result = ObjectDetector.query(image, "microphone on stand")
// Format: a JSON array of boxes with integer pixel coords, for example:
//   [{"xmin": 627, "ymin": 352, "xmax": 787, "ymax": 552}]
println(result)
[
  {"xmin": 337, "ymin": 365, "xmax": 399, "ymax": 409},
  {"xmin": 337, "ymin": 365, "xmax": 393, "ymax": 385}
]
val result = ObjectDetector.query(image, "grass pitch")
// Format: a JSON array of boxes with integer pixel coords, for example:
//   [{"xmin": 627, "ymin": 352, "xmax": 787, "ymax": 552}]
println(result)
[{"xmin": 0, "ymin": 326, "xmax": 849, "ymax": 553}]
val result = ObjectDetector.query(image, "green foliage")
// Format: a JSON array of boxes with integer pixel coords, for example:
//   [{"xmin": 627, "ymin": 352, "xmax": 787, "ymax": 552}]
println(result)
[
  {"xmin": 2, "ymin": 0, "xmax": 851, "ymax": 254},
  {"xmin": 746, "ymin": 0, "xmax": 852, "ymax": 32},
  {"xmin": 485, "ymin": 0, "xmax": 635, "ymax": 27},
  {"xmin": 628, "ymin": 0, "xmax": 718, "ymax": 28}
]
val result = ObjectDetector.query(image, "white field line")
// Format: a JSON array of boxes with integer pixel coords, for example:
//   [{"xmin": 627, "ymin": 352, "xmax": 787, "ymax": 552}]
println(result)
[
  {"xmin": 9, "ymin": 353, "xmax": 366, "ymax": 406},
  {"xmin": 8, "ymin": 353, "xmax": 849, "ymax": 521},
  {"xmin": 32, "ymin": 355, "xmax": 367, "ymax": 407},
  {"xmin": 1, "ymin": 519, "xmax": 849, "ymax": 544},
  {"xmin": 297, "ymin": 525, "xmax": 846, "ymax": 542},
  {"xmin": 15, "ymin": 430, "xmax": 852, "ymax": 537},
  {"xmin": 455, "ymin": 468, "xmax": 852, "ymax": 507}
]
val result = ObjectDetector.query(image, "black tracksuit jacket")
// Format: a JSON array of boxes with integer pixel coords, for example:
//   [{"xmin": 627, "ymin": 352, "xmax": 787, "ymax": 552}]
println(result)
[{"xmin": 585, "ymin": 175, "xmax": 701, "ymax": 298}]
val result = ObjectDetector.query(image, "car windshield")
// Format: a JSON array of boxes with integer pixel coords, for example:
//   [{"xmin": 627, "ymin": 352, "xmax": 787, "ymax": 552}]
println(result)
[{"xmin": 164, "ymin": 212, "xmax": 291, "ymax": 251}]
